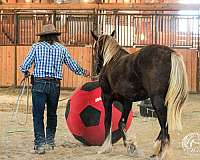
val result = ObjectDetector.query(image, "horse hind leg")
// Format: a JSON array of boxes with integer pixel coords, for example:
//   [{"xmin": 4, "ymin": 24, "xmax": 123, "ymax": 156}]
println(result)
[
  {"xmin": 152, "ymin": 129, "xmax": 170, "ymax": 160},
  {"xmin": 150, "ymin": 95, "xmax": 170, "ymax": 160}
]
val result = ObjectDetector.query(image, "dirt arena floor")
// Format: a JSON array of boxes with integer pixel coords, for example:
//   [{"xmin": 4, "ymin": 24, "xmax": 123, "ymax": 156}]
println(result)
[{"xmin": 0, "ymin": 88, "xmax": 200, "ymax": 160}]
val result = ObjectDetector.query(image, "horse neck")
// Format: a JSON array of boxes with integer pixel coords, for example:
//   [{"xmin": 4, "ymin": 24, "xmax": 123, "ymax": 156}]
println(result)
[{"xmin": 113, "ymin": 48, "xmax": 128, "ymax": 60}]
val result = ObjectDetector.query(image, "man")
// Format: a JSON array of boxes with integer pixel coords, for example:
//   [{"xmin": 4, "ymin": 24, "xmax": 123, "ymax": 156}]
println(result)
[{"xmin": 19, "ymin": 24, "xmax": 90, "ymax": 154}]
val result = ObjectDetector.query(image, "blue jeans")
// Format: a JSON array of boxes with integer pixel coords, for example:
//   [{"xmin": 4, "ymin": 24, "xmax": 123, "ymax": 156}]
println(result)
[{"xmin": 32, "ymin": 79, "xmax": 60, "ymax": 146}]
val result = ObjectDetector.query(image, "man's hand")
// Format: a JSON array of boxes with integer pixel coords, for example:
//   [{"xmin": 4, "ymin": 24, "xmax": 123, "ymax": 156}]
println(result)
[
  {"xmin": 24, "ymin": 71, "xmax": 30, "ymax": 78},
  {"xmin": 84, "ymin": 70, "xmax": 90, "ymax": 77}
]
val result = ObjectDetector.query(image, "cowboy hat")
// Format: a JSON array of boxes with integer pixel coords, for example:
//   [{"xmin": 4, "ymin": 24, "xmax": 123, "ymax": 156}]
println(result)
[{"xmin": 36, "ymin": 24, "xmax": 61, "ymax": 36}]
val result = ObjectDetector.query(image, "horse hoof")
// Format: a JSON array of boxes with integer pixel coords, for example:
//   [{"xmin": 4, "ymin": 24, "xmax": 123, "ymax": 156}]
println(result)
[
  {"xmin": 148, "ymin": 154, "xmax": 160, "ymax": 160},
  {"xmin": 127, "ymin": 143, "xmax": 137, "ymax": 157}
]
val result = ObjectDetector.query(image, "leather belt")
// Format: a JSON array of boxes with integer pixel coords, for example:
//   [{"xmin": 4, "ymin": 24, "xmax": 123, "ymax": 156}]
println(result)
[{"xmin": 35, "ymin": 77, "xmax": 60, "ymax": 81}]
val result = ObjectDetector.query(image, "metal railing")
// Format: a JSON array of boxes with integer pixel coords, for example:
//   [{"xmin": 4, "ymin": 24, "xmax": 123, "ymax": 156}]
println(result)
[{"xmin": 0, "ymin": 9, "xmax": 200, "ymax": 49}]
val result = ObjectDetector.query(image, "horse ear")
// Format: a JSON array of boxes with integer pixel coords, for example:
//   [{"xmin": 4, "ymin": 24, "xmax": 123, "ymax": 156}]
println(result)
[
  {"xmin": 91, "ymin": 31, "xmax": 98, "ymax": 41},
  {"xmin": 110, "ymin": 30, "xmax": 116, "ymax": 37}
]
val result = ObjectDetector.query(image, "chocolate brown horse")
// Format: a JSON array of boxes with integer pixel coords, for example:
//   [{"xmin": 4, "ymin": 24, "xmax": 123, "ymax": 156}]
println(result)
[{"xmin": 91, "ymin": 31, "xmax": 188, "ymax": 159}]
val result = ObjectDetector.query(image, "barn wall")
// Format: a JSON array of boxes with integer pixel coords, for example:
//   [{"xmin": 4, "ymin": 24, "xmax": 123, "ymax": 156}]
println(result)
[
  {"xmin": 0, "ymin": 46, "xmax": 16, "ymax": 86},
  {"xmin": 0, "ymin": 46, "xmax": 198, "ymax": 92},
  {"xmin": 0, "ymin": 46, "xmax": 92, "ymax": 89}
]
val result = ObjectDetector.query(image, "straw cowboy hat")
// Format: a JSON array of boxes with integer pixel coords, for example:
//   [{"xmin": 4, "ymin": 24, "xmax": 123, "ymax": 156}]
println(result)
[{"xmin": 36, "ymin": 24, "xmax": 61, "ymax": 36}]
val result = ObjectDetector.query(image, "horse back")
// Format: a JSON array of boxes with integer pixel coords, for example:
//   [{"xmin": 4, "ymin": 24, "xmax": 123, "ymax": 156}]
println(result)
[
  {"xmin": 105, "ymin": 45, "xmax": 172, "ymax": 101},
  {"xmin": 138, "ymin": 44, "xmax": 173, "ymax": 64}
]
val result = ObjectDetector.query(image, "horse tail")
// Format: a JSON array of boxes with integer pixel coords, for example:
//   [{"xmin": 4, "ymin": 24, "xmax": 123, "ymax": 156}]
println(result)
[{"xmin": 165, "ymin": 53, "xmax": 188, "ymax": 132}]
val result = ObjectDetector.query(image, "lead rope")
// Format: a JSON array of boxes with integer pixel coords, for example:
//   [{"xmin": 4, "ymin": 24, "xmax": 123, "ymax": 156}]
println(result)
[{"xmin": 10, "ymin": 77, "xmax": 30, "ymax": 125}]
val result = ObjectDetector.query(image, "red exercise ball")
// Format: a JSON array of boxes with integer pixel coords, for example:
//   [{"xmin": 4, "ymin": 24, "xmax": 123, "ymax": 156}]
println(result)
[{"xmin": 65, "ymin": 81, "xmax": 133, "ymax": 146}]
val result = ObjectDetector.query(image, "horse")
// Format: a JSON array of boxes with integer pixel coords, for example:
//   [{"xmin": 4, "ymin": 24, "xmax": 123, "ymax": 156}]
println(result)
[{"xmin": 91, "ymin": 30, "xmax": 188, "ymax": 159}]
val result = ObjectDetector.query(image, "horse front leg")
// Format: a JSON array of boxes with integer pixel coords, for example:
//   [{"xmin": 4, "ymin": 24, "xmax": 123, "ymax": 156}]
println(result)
[
  {"xmin": 118, "ymin": 100, "xmax": 137, "ymax": 156},
  {"xmin": 118, "ymin": 100, "xmax": 132, "ymax": 147},
  {"xmin": 150, "ymin": 95, "xmax": 170, "ymax": 160},
  {"xmin": 97, "ymin": 93, "xmax": 113, "ymax": 154}
]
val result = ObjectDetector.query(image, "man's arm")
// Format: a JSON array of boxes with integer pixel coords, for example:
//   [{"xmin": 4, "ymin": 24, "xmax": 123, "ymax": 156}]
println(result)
[{"xmin": 63, "ymin": 47, "xmax": 90, "ymax": 77}]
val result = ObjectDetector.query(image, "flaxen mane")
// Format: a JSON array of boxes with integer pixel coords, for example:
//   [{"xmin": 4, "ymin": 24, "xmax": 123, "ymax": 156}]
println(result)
[{"xmin": 99, "ymin": 35, "xmax": 121, "ymax": 66}]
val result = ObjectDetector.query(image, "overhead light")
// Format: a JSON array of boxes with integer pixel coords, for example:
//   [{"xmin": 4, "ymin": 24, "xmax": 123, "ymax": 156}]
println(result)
[
  {"xmin": 141, "ymin": 33, "xmax": 145, "ymax": 41},
  {"xmin": 124, "ymin": 0, "xmax": 130, "ymax": 3},
  {"xmin": 82, "ymin": 0, "xmax": 90, "ymax": 2}
]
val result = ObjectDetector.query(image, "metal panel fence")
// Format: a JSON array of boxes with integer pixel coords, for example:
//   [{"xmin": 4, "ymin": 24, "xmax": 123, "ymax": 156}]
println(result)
[{"xmin": 0, "ymin": 10, "xmax": 200, "ymax": 49}]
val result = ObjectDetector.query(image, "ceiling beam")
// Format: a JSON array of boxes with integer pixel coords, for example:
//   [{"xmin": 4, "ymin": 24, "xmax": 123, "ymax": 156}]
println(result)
[{"xmin": 1, "ymin": 3, "xmax": 200, "ymax": 11}]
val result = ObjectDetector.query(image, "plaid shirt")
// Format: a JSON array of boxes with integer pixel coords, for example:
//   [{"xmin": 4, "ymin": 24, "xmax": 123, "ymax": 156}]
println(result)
[{"xmin": 20, "ymin": 42, "xmax": 86, "ymax": 79}]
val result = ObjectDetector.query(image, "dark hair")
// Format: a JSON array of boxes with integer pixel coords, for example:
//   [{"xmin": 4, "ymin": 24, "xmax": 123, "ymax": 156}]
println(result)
[{"xmin": 39, "ymin": 34, "xmax": 60, "ymax": 45}]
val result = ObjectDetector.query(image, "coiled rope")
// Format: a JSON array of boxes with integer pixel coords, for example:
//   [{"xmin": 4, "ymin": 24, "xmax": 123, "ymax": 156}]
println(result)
[{"xmin": 10, "ymin": 77, "xmax": 30, "ymax": 125}]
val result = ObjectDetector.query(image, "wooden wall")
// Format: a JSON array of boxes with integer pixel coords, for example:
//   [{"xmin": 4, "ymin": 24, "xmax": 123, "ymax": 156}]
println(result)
[
  {"xmin": 0, "ymin": 46, "xmax": 92, "ymax": 89},
  {"xmin": 0, "ymin": 46, "xmax": 198, "ymax": 92},
  {"xmin": 0, "ymin": 46, "xmax": 15, "ymax": 86}
]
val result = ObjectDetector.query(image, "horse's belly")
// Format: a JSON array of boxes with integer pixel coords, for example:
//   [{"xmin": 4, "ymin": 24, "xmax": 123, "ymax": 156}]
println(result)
[{"xmin": 113, "ymin": 83, "xmax": 148, "ymax": 102}]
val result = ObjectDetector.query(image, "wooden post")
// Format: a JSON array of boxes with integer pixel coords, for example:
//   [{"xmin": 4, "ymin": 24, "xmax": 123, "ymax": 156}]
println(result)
[
  {"xmin": 14, "ymin": 11, "xmax": 19, "ymax": 86},
  {"xmin": 197, "ymin": 16, "xmax": 200, "ymax": 92},
  {"xmin": 154, "ymin": 11, "xmax": 158, "ymax": 44},
  {"xmin": 53, "ymin": 10, "xmax": 56, "ymax": 27},
  {"xmin": 197, "ymin": 51, "xmax": 200, "ymax": 92},
  {"xmin": 91, "ymin": 8, "xmax": 98, "ymax": 76}
]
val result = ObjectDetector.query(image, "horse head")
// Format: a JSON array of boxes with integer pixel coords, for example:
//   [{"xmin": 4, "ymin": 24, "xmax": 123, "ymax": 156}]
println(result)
[{"xmin": 91, "ymin": 30, "xmax": 116, "ymax": 75}]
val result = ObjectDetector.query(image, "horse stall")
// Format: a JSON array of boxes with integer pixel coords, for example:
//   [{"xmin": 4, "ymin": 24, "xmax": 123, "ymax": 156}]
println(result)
[
  {"xmin": 0, "ymin": 5, "xmax": 199, "ymax": 92},
  {"xmin": 0, "ymin": 3, "xmax": 200, "ymax": 160}
]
